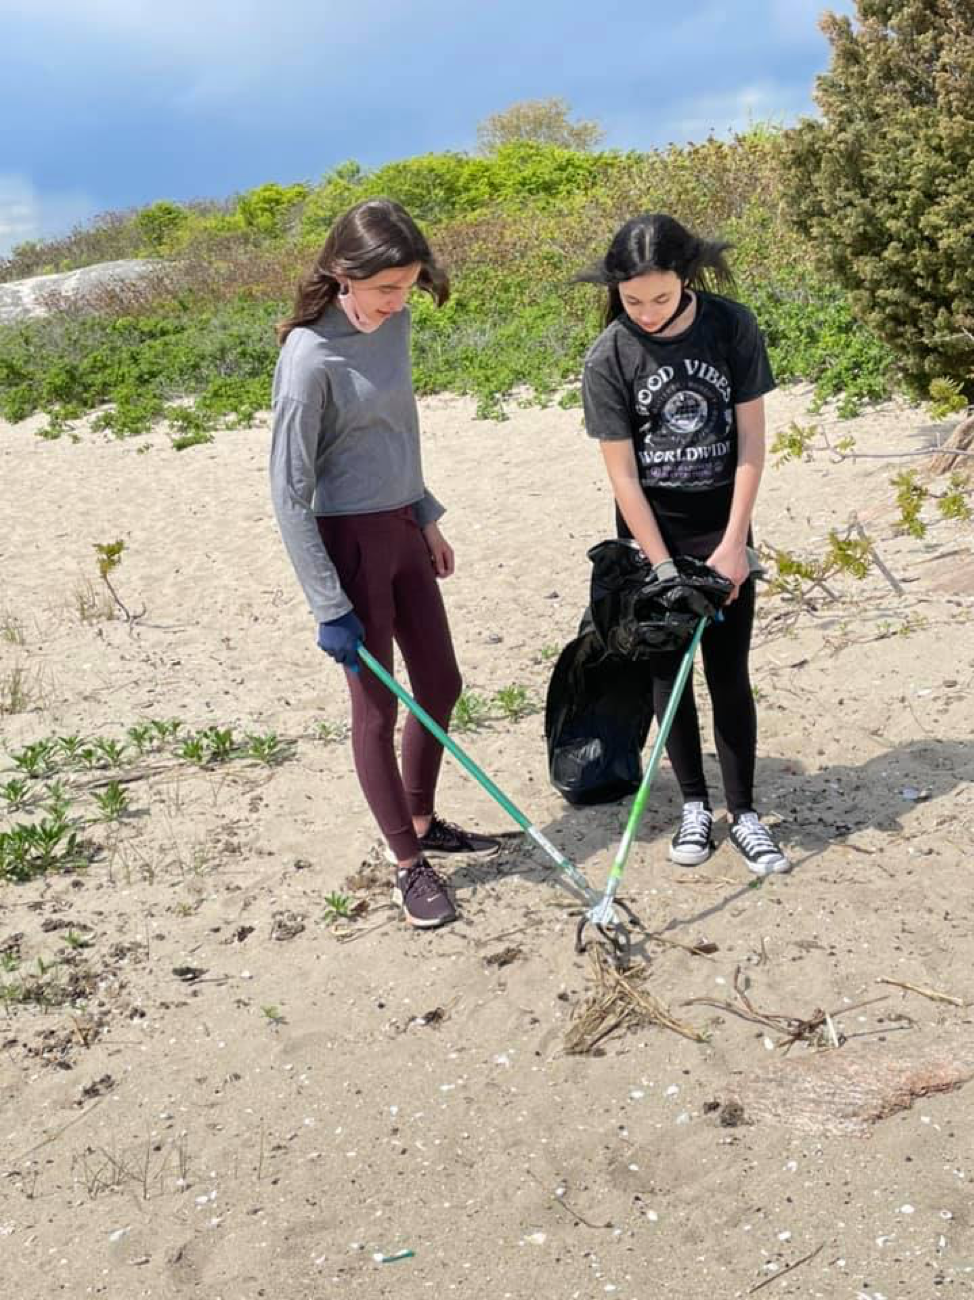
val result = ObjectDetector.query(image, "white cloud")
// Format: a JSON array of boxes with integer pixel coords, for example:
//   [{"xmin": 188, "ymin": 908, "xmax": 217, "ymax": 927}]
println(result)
[
  {"xmin": 665, "ymin": 82, "xmax": 811, "ymax": 142},
  {"xmin": 0, "ymin": 175, "xmax": 96, "ymax": 257}
]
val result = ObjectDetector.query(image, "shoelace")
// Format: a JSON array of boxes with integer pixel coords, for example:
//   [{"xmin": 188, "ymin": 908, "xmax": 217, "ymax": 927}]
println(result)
[
  {"xmin": 734, "ymin": 815, "xmax": 777, "ymax": 856},
  {"xmin": 678, "ymin": 805, "xmax": 711, "ymax": 845},
  {"xmin": 402, "ymin": 859, "xmax": 447, "ymax": 897},
  {"xmin": 424, "ymin": 815, "xmax": 467, "ymax": 846}
]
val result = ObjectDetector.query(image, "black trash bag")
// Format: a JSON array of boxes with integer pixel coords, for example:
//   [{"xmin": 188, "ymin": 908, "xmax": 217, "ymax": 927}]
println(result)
[
  {"xmin": 588, "ymin": 540, "xmax": 733, "ymax": 657},
  {"xmin": 545, "ymin": 627, "xmax": 656, "ymax": 805}
]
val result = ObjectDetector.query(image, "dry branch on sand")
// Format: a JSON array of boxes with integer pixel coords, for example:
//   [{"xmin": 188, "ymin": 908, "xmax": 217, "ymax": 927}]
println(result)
[
  {"xmin": 724, "ymin": 1040, "xmax": 974, "ymax": 1136},
  {"xmin": 563, "ymin": 946, "xmax": 707, "ymax": 1054}
]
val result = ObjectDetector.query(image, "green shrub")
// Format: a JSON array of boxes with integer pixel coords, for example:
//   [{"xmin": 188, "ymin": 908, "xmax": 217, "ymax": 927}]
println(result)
[
  {"xmin": 0, "ymin": 133, "xmax": 906, "ymax": 425},
  {"xmin": 782, "ymin": 1, "xmax": 974, "ymax": 399}
]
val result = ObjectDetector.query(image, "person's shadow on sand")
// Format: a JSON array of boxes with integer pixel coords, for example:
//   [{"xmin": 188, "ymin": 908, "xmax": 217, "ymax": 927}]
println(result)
[{"xmin": 451, "ymin": 736, "xmax": 973, "ymax": 926}]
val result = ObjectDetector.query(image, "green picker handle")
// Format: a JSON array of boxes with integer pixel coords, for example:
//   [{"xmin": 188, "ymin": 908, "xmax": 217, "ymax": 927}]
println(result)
[
  {"xmin": 357, "ymin": 645, "xmax": 598, "ymax": 903},
  {"xmin": 586, "ymin": 615, "xmax": 708, "ymax": 928}
]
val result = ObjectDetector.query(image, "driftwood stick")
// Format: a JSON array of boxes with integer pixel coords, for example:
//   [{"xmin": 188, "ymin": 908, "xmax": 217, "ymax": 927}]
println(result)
[
  {"xmin": 748, "ymin": 1243, "xmax": 824, "ymax": 1294},
  {"xmin": 877, "ymin": 977, "xmax": 966, "ymax": 1007}
]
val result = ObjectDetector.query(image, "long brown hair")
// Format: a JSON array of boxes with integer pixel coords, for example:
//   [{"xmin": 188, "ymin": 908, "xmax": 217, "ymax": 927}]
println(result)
[
  {"xmin": 277, "ymin": 198, "xmax": 449, "ymax": 345},
  {"xmin": 576, "ymin": 212, "xmax": 734, "ymax": 327}
]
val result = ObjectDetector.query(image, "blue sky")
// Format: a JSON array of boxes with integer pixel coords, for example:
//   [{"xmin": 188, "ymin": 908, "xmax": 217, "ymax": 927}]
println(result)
[{"xmin": 0, "ymin": 0, "xmax": 852, "ymax": 255}]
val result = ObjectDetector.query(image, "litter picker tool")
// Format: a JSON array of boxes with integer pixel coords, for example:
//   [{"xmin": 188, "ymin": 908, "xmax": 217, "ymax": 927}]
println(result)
[{"xmin": 575, "ymin": 614, "xmax": 708, "ymax": 961}]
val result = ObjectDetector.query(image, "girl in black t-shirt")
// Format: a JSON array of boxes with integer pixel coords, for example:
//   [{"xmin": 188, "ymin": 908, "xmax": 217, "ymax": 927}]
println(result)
[{"xmin": 578, "ymin": 212, "xmax": 790, "ymax": 876}]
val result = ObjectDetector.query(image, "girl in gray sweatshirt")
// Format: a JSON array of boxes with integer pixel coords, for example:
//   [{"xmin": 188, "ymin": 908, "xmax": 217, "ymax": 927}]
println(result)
[{"xmin": 270, "ymin": 199, "xmax": 497, "ymax": 930}]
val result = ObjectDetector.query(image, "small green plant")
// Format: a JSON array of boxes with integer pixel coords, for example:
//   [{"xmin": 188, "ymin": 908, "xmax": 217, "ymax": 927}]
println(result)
[
  {"xmin": 452, "ymin": 690, "xmax": 490, "ymax": 732},
  {"xmin": 929, "ymin": 377, "xmax": 969, "ymax": 421},
  {"xmin": 176, "ymin": 736, "xmax": 208, "ymax": 766},
  {"xmin": 537, "ymin": 643, "xmax": 560, "ymax": 662},
  {"xmin": 315, "ymin": 720, "xmax": 348, "ymax": 744},
  {"xmin": 770, "ymin": 421, "xmax": 818, "ymax": 467},
  {"xmin": 261, "ymin": 1004, "xmax": 285, "ymax": 1026},
  {"xmin": 493, "ymin": 683, "xmax": 535, "ymax": 722},
  {"xmin": 64, "ymin": 929, "xmax": 93, "ymax": 950},
  {"xmin": 10, "ymin": 740, "xmax": 57, "ymax": 779},
  {"xmin": 0, "ymin": 778, "xmax": 31, "ymax": 812},
  {"xmin": 937, "ymin": 473, "xmax": 972, "ymax": 522},
  {"xmin": 766, "ymin": 547, "xmax": 821, "ymax": 599},
  {"xmin": 203, "ymin": 727, "xmax": 235, "ymax": 762},
  {"xmin": 56, "ymin": 734, "xmax": 88, "ymax": 765},
  {"xmin": 170, "ymin": 428, "xmax": 215, "ymax": 451},
  {"xmin": 164, "ymin": 403, "xmax": 217, "ymax": 452},
  {"xmin": 93, "ymin": 737, "xmax": 127, "ymax": 768},
  {"xmin": 245, "ymin": 732, "xmax": 282, "ymax": 765},
  {"xmin": 891, "ymin": 470, "xmax": 928, "ymax": 538},
  {"xmin": 0, "ymin": 815, "xmax": 85, "ymax": 883},
  {"xmin": 151, "ymin": 717, "xmax": 184, "ymax": 744},
  {"xmin": 92, "ymin": 781, "xmax": 129, "ymax": 822},
  {"xmin": 177, "ymin": 726, "xmax": 237, "ymax": 765},
  {"xmin": 126, "ymin": 723, "xmax": 153, "ymax": 754},
  {"xmin": 93, "ymin": 538, "xmax": 145, "ymax": 623},
  {"xmin": 823, "ymin": 529, "xmax": 871, "ymax": 580},
  {"xmin": 323, "ymin": 891, "xmax": 353, "ymax": 921},
  {"xmin": 43, "ymin": 779, "xmax": 73, "ymax": 821}
]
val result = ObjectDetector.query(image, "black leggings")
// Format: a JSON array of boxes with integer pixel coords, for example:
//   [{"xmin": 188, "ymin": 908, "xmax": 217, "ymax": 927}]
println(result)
[{"xmin": 644, "ymin": 577, "xmax": 756, "ymax": 815}]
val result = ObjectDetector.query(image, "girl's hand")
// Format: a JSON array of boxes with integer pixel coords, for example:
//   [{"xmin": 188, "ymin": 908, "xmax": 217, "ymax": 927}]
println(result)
[
  {"xmin": 706, "ymin": 540, "xmax": 749, "ymax": 604},
  {"xmin": 422, "ymin": 522, "xmax": 455, "ymax": 578}
]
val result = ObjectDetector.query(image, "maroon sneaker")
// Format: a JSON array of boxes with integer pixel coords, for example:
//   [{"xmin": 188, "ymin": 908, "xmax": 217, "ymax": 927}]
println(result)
[
  {"xmin": 417, "ymin": 814, "xmax": 500, "ymax": 858},
  {"xmin": 392, "ymin": 858, "xmax": 457, "ymax": 929}
]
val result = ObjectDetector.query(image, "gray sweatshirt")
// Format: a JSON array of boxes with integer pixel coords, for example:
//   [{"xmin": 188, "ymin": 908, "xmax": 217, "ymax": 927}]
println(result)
[{"xmin": 269, "ymin": 304, "xmax": 444, "ymax": 622}]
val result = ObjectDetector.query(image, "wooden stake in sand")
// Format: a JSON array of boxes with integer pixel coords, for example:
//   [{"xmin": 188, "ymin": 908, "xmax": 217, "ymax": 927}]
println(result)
[{"xmin": 563, "ymin": 946, "xmax": 707, "ymax": 1055}]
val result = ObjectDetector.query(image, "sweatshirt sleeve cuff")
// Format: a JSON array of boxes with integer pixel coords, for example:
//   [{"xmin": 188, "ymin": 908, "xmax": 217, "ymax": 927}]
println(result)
[{"xmin": 412, "ymin": 491, "xmax": 445, "ymax": 528}]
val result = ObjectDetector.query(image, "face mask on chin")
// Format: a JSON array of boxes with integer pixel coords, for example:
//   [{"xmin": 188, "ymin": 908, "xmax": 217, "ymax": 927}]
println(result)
[{"xmin": 337, "ymin": 283, "xmax": 383, "ymax": 333}]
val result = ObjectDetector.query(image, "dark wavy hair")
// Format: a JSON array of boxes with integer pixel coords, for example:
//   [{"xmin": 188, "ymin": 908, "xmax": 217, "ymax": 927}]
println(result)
[
  {"xmin": 576, "ymin": 212, "xmax": 734, "ymax": 326},
  {"xmin": 277, "ymin": 198, "xmax": 449, "ymax": 345}
]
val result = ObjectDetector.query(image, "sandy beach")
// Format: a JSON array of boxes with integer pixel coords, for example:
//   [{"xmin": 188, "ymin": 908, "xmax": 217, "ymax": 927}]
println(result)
[{"xmin": 1, "ymin": 385, "xmax": 972, "ymax": 1298}]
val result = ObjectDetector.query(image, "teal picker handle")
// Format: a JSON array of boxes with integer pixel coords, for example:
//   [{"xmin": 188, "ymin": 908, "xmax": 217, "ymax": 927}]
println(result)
[{"xmin": 356, "ymin": 645, "xmax": 598, "ymax": 902}]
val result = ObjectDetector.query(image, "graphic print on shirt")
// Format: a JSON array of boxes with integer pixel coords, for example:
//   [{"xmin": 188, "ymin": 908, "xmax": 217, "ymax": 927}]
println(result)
[{"xmin": 634, "ymin": 356, "xmax": 735, "ymax": 491}]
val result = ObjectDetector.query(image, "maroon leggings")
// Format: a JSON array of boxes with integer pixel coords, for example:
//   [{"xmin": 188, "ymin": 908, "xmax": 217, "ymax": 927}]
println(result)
[{"xmin": 317, "ymin": 509, "xmax": 462, "ymax": 861}]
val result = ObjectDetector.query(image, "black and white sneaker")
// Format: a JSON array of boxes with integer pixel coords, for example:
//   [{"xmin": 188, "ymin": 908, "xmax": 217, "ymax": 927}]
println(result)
[
  {"xmin": 668, "ymin": 801, "xmax": 715, "ymax": 866},
  {"xmin": 729, "ymin": 813, "xmax": 790, "ymax": 876}
]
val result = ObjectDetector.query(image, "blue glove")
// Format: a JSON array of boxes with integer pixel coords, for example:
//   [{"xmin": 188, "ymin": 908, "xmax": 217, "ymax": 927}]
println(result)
[{"xmin": 317, "ymin": 610, "xmax": 364, "ymax": 671}]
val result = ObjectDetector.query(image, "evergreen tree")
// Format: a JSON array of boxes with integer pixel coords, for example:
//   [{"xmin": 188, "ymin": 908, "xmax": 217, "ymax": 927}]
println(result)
[{"xmin": 784, "ymin": 1, "xmax": 974, "ymax": 397}]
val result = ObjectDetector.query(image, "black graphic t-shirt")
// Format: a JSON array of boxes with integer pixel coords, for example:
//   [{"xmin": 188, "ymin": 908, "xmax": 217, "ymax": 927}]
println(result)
[{"xmin": 582, "ymin": 292, "xmax": 774, "ymax": 547}]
